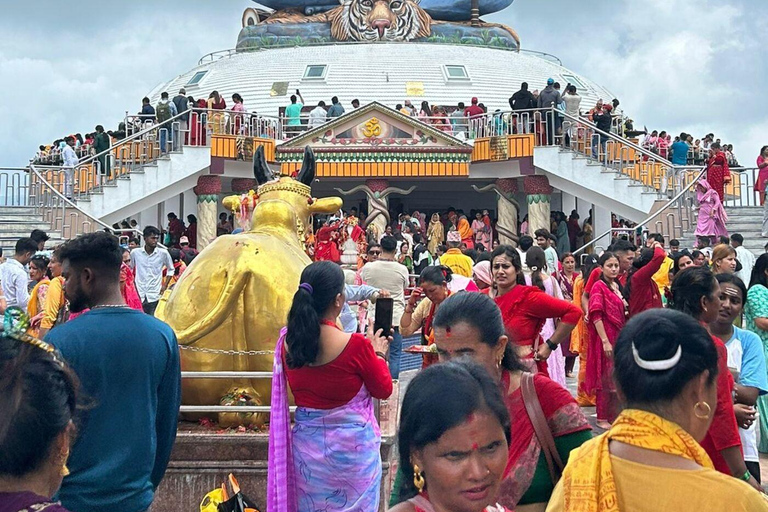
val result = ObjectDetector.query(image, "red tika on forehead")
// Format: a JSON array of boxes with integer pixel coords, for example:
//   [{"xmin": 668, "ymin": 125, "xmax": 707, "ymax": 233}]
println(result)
[{"xmin": 445, "ymin": 326, "xmax": 451, "ymax": 337}]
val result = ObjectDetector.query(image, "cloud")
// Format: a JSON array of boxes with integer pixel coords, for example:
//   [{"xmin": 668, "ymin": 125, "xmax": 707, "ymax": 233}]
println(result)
[
  {"xmin": 0, "ymin": 0, "xmax": 251, "ymax": 166},
  {"xmin": 490, "ymin": 0, "xmax": 768, "ymax": 162}
]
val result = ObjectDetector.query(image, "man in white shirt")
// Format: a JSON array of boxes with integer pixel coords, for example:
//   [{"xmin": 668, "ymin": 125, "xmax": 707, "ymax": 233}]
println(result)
[
  {"xmin": 61, "ymin": 136, "xmax": 79, "ymax": 199},
  {"xmin": 731, "ymin": 233, "xmax": 756, "ymax": 285},
  {"xmin": 130, "ymin": 225, "xmax": 173, "ymax": 316},
  {"xmin": 535, "ymin": 229, "xmax": 559, "ymax": 274},
  {"xmin": 360, "ymin": 235, "xmax": 409, "ymax": 379},
  {"xmin": 0, "ymin": 238, "xmax": 38, "ymax": 310},
  {"xmin": 308, "ymin": 101, "xmax": 328, "ymax": 129}
]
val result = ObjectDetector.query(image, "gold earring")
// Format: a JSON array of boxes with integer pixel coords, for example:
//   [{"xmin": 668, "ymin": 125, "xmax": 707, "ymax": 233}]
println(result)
[
  {"xmin": 60, "ymin": 449, "xmax": 70, "ymax": 477},
  {"xmin": 497, "ymin": 355, "xmax": 504, "ymax": 369},
  {"xmin": 413, "ymin": 464, "xmax": 425, "ymax": 493},
  {"xmin": 694, "ymin": 401, "xmax": 712, "ymax": 420}
]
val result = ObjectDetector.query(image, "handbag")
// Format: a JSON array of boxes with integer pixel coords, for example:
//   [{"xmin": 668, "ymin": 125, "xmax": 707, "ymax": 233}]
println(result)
[{"xmin": 520, "ymin": 372, "xmax": 564, "ymax": 486}]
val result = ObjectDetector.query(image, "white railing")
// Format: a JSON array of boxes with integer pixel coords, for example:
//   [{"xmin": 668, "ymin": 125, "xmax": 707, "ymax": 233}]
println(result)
[
  {"xmin": 27, "ymin": 163, "xmax": 140, "ymax": 242},
  {"xmin": 721, "ymin": 167, "xmax": 761, "ymax": 208},
  {"xmin": 195, "ymin": 43, "xmax": 567, "ymax": 66}
]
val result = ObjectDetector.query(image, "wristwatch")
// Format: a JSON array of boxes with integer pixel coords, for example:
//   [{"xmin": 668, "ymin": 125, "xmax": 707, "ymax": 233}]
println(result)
[{"xmin": 545, "ymin": 339, "xmax": 558, "ymax": 351}]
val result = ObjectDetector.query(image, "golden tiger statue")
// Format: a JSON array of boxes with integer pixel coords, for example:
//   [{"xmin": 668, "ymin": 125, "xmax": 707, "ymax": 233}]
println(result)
[
  {"xmin": 156, "ymin": 146, "xmax": 342, "ymax": 427},
  {"xmin": 265, "ymin": 0, "xmax": 432, "ymax": 41}
]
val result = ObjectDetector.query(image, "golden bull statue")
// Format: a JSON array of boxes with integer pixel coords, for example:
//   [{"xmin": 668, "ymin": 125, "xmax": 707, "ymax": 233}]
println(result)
[{"xmin": 156, "ymin": 146, "xmax": 342, "ymax": 426}]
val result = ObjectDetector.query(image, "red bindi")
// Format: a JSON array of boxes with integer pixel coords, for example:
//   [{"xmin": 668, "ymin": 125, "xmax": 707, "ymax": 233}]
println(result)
[
  {"xmin": 472, "ymin": 442, "xmax": 479, "ymax": 451},
  {"xmin": 445, "ymin": 326, "xmax": 452, "ymax": 337}
]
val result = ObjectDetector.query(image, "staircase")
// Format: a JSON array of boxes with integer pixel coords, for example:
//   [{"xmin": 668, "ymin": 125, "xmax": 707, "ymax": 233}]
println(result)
[
  {"xmin": 78, "ymin": 145, "xmax": 210, "ymax": 223},
  {"xmin": 0, "ymin": 206, "xmax": 65, "ymax": 252},
  {"xmin": 725, "ymin": 206, "xmax": 764, "ymax": 254},
  {"xmin": 534, "ymin": 145, "xmax": 661, "ymax": 221},
  {"xmin": 22, "ymin": 111, "xmax": 210, "ymax": 242}
]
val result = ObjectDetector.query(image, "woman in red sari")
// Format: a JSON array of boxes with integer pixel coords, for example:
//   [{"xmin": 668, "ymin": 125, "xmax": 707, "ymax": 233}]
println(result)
[
  {"xmin": 120, "ymin": 248, "xmax": 143, "ymax": 311},
  {"xmin": 586, "ymin": 252, "xmax": 629, "ymax": 429},
  {"xmin": 669, "ymin": 266, "xmax": 763, "ymax": 492},
  {"xmin": 489, "ymin": 245, "xmax": 582, "ymax": 377},
  {"xmin": 432, "ymin": 292, "xmax": 592, "ymax": 510},
  {"xmin": 706, "ymin": 142, "xmax": 731, "ymax": 201},
  {"xmin": 188, "ymin": 98, "xmax": 208, "ymax": 146},
  {"xmin": 314, "ymin": 221, "xmax": 341, "ymax": 263}
]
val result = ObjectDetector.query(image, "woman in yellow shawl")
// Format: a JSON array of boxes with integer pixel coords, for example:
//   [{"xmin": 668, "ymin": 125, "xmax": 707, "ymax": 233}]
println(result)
[
  {"xmin": 547, "ymin": 308, "xmax": 768, "ymax": 512},
  {"xmin": 426, "ymin": 213, "xmax": 444, "ymax": 255},
  {"xmin": 457, "ymin": 215, "xmax": 474, "ymax": 249},
  {"xmin": 27, "ymin": 255, "xmax": 51, "ymax": 336}
]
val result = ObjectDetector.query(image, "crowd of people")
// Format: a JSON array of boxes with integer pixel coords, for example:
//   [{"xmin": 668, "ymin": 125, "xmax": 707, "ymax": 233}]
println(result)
[{"xmin": 3, "ymin": 192, "xmax": 768, "ymax": 512}]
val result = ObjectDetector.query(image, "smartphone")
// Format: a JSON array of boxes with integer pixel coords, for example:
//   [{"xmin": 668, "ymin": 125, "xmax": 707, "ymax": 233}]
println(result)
[{"xmin": 374, "ymin": 297, "xmax": 394, "ymax": 337}]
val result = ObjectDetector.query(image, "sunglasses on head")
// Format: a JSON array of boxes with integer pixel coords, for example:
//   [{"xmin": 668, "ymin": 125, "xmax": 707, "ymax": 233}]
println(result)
[{"xmin": 368, "ymin": 250, "xmax": 381, "ymax": 255}]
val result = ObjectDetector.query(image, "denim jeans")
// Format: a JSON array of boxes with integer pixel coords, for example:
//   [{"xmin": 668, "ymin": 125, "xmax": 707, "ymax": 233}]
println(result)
[
  {"xmin": 389, "ymin": 327, "xmax": 403, "ymax": 379},
  {"xmin": 159, "ymin": 127, "xmax": 169, "ymax": 154},
  {"xmin": 592, "ymin": 135, "xmax": 607, "ymax": 160}
]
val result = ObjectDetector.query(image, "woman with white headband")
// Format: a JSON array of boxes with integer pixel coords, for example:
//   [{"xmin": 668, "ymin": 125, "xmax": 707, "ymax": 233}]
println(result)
[{"xmin": 548, "ymin": 308, "xmax": 768, "ymax": 511}]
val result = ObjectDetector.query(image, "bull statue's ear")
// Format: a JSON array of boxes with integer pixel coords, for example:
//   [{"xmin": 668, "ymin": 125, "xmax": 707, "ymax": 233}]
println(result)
[
  {"xmin": 297, "ymin": 146, "xmax": 316, "ymax": 185},
  {"xmin": 253, "ymin": 145, "xmax": 273, "ymax": 185}
]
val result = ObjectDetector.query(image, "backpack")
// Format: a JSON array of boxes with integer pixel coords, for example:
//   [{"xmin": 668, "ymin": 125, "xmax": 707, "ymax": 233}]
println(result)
[{"xmin": 156, "ymin": 101, "xmax": 172, "ymax": 123}]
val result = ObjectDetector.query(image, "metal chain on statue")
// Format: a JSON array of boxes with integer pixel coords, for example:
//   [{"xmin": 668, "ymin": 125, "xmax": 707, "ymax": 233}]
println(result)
[{"xmin": 178, "ymin": 345, "xmax": 275, "ymax": 356}]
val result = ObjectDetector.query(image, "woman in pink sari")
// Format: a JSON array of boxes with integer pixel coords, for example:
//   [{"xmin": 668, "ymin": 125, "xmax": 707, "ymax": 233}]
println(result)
[
  {"xmin": 756, "ymin": 146, "xmax": 768, "ymax": 205},
  {"xmin": 694, "ymin": 179, "xmax": 728, "ymax": 240},
  {"xmin": 120, "ymin": 248, "xmax": 143, "ymax": 310}
]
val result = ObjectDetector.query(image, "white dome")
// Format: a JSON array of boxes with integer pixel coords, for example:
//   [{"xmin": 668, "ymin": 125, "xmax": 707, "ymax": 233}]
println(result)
[{"xmin": 151, "ymin": 43, "xmax": 616, "ymax": 116}]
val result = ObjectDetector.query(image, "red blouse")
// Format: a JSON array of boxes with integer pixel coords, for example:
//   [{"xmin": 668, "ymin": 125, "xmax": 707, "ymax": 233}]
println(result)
[
  {"xmin": 627, "ymin": 246, "xmax": 665, "ymax": 317},
  {"xmin": 284, "ymin": 333, "xmax": 392, "ymax": 409},
  {"xmin": 699, "ymin": 335, "xmax": 742, "ymax": 474},
  {"xmin": 495, "ymin": 285, "xmax": 582, "ymax": 347}
]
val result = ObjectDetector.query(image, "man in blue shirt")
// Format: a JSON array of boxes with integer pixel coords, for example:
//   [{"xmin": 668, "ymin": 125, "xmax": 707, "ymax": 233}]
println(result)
[
  {"xmin": 46, "ymin": 232, "xmax": 181, "ymax": 512},
  {"xmin": 340, "ymin": 283, "xmax": 386, "ymax": 333},
  {"xmin": 670, "ymin": 131, "xmax": 690, "ymax": 166},
  {"xmin": 327, "ymin": 96, "xmax": 345, "ymax": 118}
]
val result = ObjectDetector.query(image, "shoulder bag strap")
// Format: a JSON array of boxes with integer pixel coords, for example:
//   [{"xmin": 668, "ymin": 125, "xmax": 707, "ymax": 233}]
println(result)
[{"xmin": 520, "ymin": 372, "xmax": 564, "ymax": 485}]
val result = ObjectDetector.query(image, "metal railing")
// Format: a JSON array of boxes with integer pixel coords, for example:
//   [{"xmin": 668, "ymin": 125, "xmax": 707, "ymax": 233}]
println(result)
[
  {"xmin": 574, "ymin": 165, "xmax": 707, "ymax": 255},
  {"xmin": 180, "ymin": 371, "xmax": 290, "ymax": 414},
  {"xmin": 721, "ymin": 167, "xmax": 761, "ymax": 208},
  {"xmin": 27, "ymin": 163, "xmax": 140, "ymax": 242},
  {"xmin": 195, "ymin": 43, "xmax": 568, "ymax": 66},
  {"xmin": 31, "ymin": 109, "xmax": 193, "ymax": 206},
  {"xmin": 0, "ymin": 168, "xmax": 31, "ymax": 207},
  {"xmin": 184, "ymin": 108, "xmax": 283, "ymax": 142}
]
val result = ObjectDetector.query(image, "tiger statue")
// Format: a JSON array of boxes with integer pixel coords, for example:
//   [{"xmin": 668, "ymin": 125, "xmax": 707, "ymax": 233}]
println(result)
[{"xmin": 264, "ymin": 0, "xmax": 433, "ymax": 42}]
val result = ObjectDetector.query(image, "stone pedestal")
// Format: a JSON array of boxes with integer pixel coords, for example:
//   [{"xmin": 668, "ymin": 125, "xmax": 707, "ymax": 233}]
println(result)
[{"xmin": 152, "ymin": 422, "xmax": 397, "ymax": 512}]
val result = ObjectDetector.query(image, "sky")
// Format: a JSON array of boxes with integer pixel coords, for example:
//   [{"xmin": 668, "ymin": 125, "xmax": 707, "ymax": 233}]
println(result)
[{"xmin": 1, "ymin": 0, "xmax": 766, "ymax": 168}]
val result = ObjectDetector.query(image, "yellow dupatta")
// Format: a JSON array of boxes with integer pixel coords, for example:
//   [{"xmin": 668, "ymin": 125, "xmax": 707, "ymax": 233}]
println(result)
[
  {"xmin": 562, "ymin": 409, "xmax": 714, "ymax": 512},
  {"xmin": 27, "ymin": 278, "xmax": 50, "ymax": 317}
]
